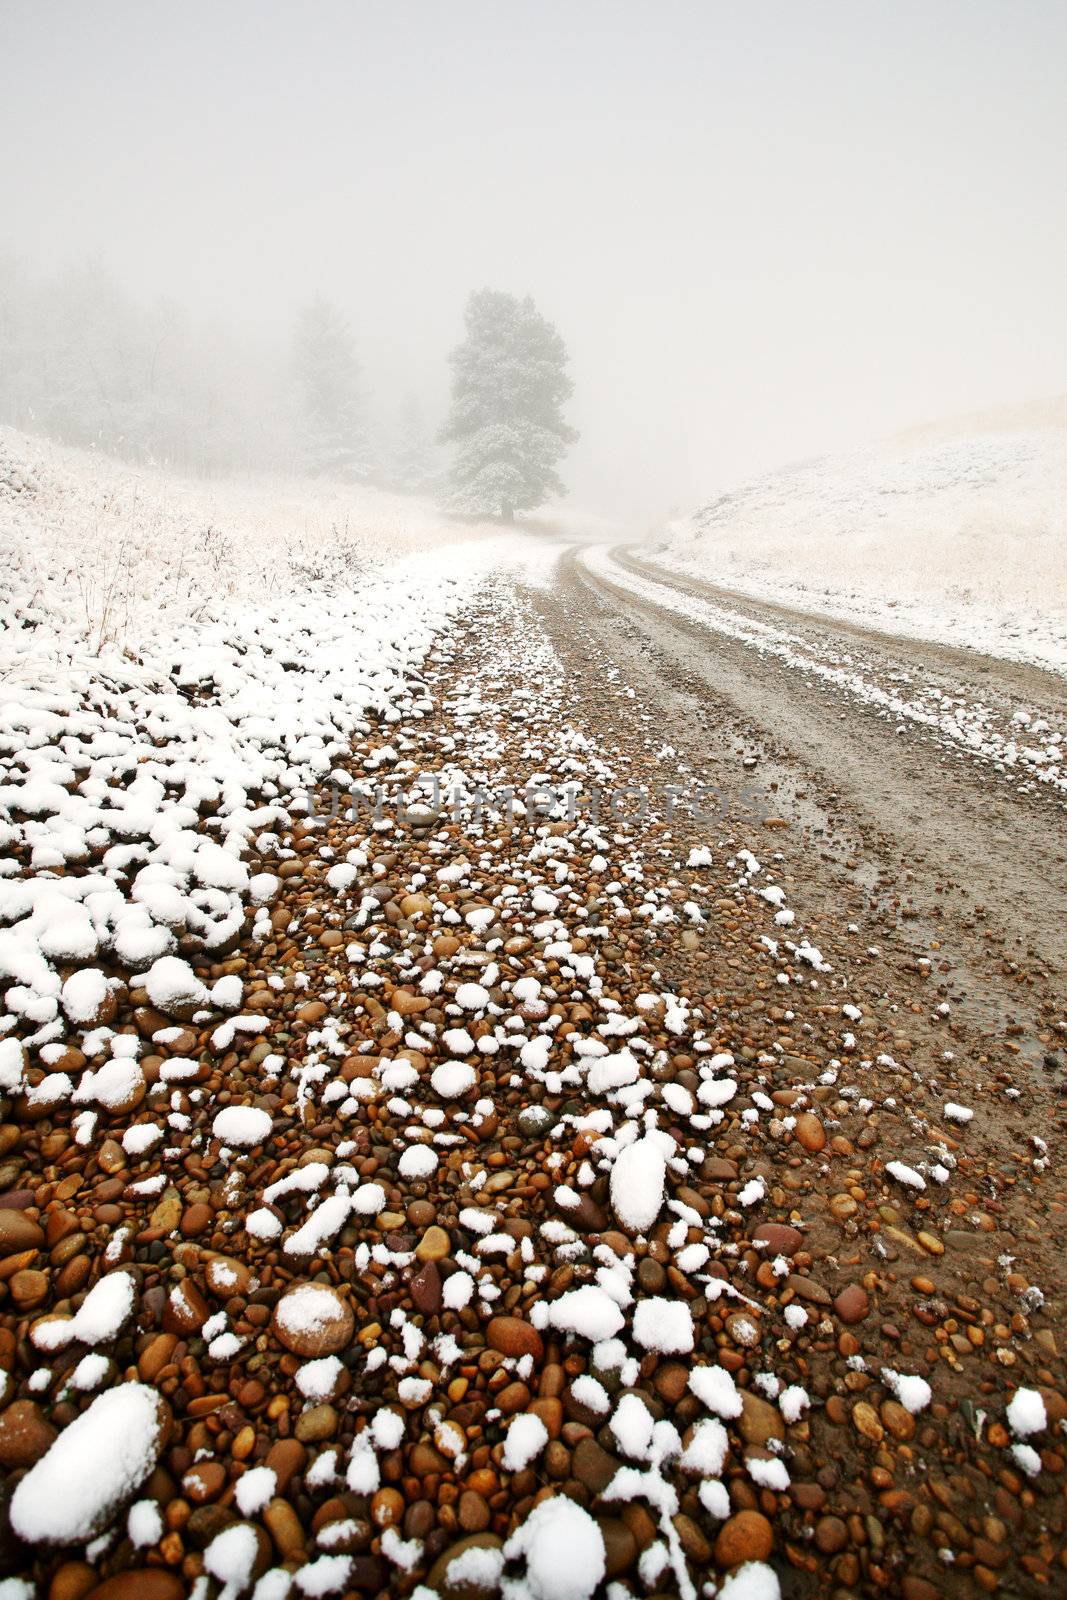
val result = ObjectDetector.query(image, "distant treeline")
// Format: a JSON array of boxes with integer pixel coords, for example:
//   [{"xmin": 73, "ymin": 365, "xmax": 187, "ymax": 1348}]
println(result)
[
  {"xmin": 0, "ymin": 258, "xmax": 576, "ymax": 517},
  {"xmin": 0, "ymin": 256, "xmax": 439, "ymax": 490}
]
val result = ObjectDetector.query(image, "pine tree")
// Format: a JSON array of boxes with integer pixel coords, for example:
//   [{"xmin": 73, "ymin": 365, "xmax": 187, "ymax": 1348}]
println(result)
[
  {"xmin": 440, "ymin": 289, "xmax": 576, "ymax": 519},
  {"xmin": 392, "ymin": 394, "xmax": 438, "ymax": 494},
  {"xmin": 291, "ymin": 297, "xmax": 370, "ymax": 479}
]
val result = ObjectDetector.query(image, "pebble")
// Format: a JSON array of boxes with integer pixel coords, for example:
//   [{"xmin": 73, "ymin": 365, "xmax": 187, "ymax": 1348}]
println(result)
[
  {"xmin": 752, "ymin": 1221, "xmax": 804, "ymax": 1255},
  {"xmin": 793, "ymin": 1112, "xmax": 826, "ymax": 1152},
  {"xmin": 410, "ymin": 1259, "xmax": 443, "ymax": 1314},
  {"xmin": 833, "ymin": 1284, "xmax": 870, "ymax": 1324},
  {"xmin": 739, "ymin": 1391, "xmax": 786, "ymax": 1447},
  {"xmin": 852, "ymin": 1400, "xmax": 885, "ymax": 1443},
  {"xmin": 715, "ymin": 1510, "xmax": 774, "ymax": 1567},
  {"xmin": 486, "ymin": 1315, "xmax": 543, "ymax": 1361},
  {"xmin": 272, "ymin": 1283, "xmax": 354, "ymax": 1357},
  {"xmin": 0, "ymin": 1399, "xmax": 56, "ymax": 1467},
  {"xmin": 85, "ymin": 1576, "xmax": 185, "ymax": 1600},
  {"xmin": 415, "ymin": 1224, "xmax": 450, "ymax": 1261},
  {"xmin": 573, "ymin": 1436, "xmax": 620, "ymax": 1494},
  {"xmin": 0, "ymin": 1208, "xmax": 44, "ymax": 1255}
]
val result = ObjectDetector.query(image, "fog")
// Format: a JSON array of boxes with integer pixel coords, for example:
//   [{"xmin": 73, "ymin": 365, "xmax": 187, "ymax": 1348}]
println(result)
[{"xmin": 3, "ymin": 0, "xmax": 1065, "ymax": 522}]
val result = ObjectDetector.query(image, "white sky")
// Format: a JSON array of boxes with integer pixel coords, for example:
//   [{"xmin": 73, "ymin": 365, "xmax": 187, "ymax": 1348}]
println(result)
[{"xmin": 3, "ymin": 0, "xmax": 1065, "ymax": 521}]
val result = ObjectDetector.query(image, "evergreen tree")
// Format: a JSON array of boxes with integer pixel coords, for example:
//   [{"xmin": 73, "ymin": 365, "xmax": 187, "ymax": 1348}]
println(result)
[
  {"xmin": 291, "ymin": 297, "xmax": 370, "ymax": 479},
  {"xmin": 392, "ymin": 394, "xmax": 438, "ymax": 493},
  {"xmin": 440, "ymin": 289, "xmax": 576, "ymax": 519}
]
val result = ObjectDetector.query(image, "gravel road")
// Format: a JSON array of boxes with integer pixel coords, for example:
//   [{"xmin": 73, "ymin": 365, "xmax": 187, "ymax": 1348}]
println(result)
[{"xmin": 566, "ymin": 544, "xmax": 1067, "ymax": 1058}]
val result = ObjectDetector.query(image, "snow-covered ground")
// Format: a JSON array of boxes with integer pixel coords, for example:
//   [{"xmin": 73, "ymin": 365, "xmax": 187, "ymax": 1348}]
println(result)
[
  {"xmin": 0, "ymin": 428, "xmax": 556, "ymax": 1064},
  {"xmin": 0, "ymin": 426, "xmax": 505, "ymax": 663},
  {"xmin": 654, "ymin": 414, "xmax": 1067, "ymax": 673}
]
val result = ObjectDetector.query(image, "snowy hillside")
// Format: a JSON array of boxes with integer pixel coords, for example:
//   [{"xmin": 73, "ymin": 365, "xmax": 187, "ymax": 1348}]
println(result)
[
  {"xmin": 0, "ymin": 427, "xmax": 503, "ymax": 665},
  {"xmin": 654, "ymin": 417, "xmax": 1067, "ymax": 672}
]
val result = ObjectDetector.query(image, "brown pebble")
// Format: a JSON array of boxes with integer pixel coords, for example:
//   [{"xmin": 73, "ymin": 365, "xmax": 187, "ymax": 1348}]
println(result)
[
  {"xmin": 715, "ymin": 1510, "xmax": 774, "ymax": 1568},
  {"xmin": 458, "ymin": 1489, "xmax": 490, "ymax": 1532},
  {"xmin": 833, "ymin": 1284, "xmax": 870, "ymax": 1324},
  {"xmin": 0, "ymin": 1399, "xmax": 57, "ymax": 1468},
  {"xmin": 815, "ymin": 1514, "xmax": 848, "ymax": 1554},
  {"xmin": 486, "ymin": 1315, "xmax": 543, "ymax": 1362},
  {"xmin": 793, "ymin": 1112, "xmax": 826, "ymax": 1153},
  {"xmin": 85, "ymin": 1575, "xmax": 185, "ymax": 1600}
]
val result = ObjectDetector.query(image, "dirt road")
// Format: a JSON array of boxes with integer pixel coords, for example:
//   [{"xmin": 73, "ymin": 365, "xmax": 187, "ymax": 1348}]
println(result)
[{"xmin": 564, "ymin": 544, "xmax": 1067, "ymax": 1058}]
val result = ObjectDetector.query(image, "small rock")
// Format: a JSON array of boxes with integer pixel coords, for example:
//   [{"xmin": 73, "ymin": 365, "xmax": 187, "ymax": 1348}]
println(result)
[
  {"xmin": 415, "ymin": 1225, "xmax": 450, "ymax": 1261},
  {"xmin": 0, "ymin": 1400, "xmax": 56, "ymax": 1468},
  {"xmin": 294, "ymin": 1403, "xmax": 338, "ymax": 1443},
  {"xmin": 272, "ymin": 1283, "xmax": 355, "ymax": 1358},
  {"xmin": 738, "ymin": 1391, "xmax": 785, "ymax": 1447},
  {"xmin": 814, "ymin": 1515, "xmax": 848, "ymax": 1554},
  {"xmin": 752, "ymin": 1221, "xmax": 803, "ymax": 1256},
  {"xmin": 573, "ymin": 1436, "xmax": 621, "ymax": 1494},
  {"xmin": 833, "ymin": 1285, "xmax": 870, "ymax": 1324},
  {"xmin": 86, "ymin": 1575, "xmax": 185, "ymax": 1600},
  {"xmin": 410, "ymin": 1259, "xmax": 443, "ymax": 1315},
  {"xmin": 852, "ymin": 1400, "xmax": 884, "ymax": 1443},
  {"xmin": 486, "ymin": 1315, "xmax": 543, "ymax": 1362},
  {"xmin": 793, "ymin": 1112, "xmax": 826, "ymax": 1153},
  {"xmin": 0, "ymin": 1208, "xmax": 44, "ymax": 1257},
  {"xmin": 715, "ymin": 1510, "xmax": 774, "ymax": 1567}
]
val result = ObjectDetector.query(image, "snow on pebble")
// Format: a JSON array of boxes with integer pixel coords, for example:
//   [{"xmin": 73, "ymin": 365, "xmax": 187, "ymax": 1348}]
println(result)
[
  {"xmin": 885, "ymin": 1160, "xmax": 926, "ymax": 1191},
  {"xmin": 454, "ymin": 981, "xmax": 490, "ymax": 1011},
  {"xmin": 10, "ymin": 1382, "xmax": 166, "ymax": 1543},
  {"xmin": 943, "ymin": 1102, "xmax": 974, "ymax": 1123},
  {"xmin": 430, "ymin": 1060, "xmax": 477, "ymax": 1098},
  {"xmin": 31, "ymin": 1269, "xmax": 136, "ymax": 1351},
  {"xmin": 144, "ymin": 956, "xmax": 208, "ymax": 1017},
  {"xmin": 689, "ymin": 1364, "xmax": 744, "ymax": 1418},
  {"xmin": 502, "ymin": 1495, "xmax": 606, "ymax": 1600},
  {"xmin": 718, "ymin": 1563, "xmax": 782, "ymax": 1600},
  {"xmin": 212, "ymin": 1106, "xmax": 273, "ymax": 1147},
  {"xmin": 205, "ymin": 1523, "xmax": 263, "ymax": 1591},
  {"xmin": 398, "ymin": 1145, "xmax": 438, "ymax": 1179},
  {"xmin": 1007, "ymin": 1388, "xmax": 1047, "ymax": 1436},
  {"xmin": 632, "ymin": 1297, "xmax": 694, "ymax": 1354},
  {"xmin": 60, "ymin": 969, "xmax": 112, "ymax": 1025},
  {"xmin": 609, "ymin": 1135, "xmax": 666, "ymax": 1232},
  {"xmin": 502, "ymin": 1412, "xmax": 549, "ymax": 1471},
  {"xmin": 882, "ymin": 1369, "xmax": 932, "ymax": 1413},
  {"xmin": 535, "ymin": 1285, "xmax": 625, "ymax": 1343}
]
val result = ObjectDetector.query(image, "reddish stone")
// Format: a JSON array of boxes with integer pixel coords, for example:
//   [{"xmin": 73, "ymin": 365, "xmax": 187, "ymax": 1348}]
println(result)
[
  {"xmin": 486, "ymin": 1315, "xmax": 543, "ymax": 1361},
  {"xmin": 833, "ymin": 1284, "xmax": 871, "ymax": 1324},
  {"xmin": 752, "ymin": 1222, "xmax": 804, "ymax": 1257}
]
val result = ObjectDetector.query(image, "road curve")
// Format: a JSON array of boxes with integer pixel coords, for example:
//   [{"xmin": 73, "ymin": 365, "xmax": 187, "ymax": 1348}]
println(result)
[{"xmin": 556, "ymin": 541, "xmax": 1067, "ymax": 1053}]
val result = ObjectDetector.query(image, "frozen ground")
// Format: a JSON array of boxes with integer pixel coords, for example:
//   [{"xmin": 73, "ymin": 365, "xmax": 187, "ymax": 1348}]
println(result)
[{"xmin": 653, "ymin": 416, "xmax": 1067, "ymax": 673}]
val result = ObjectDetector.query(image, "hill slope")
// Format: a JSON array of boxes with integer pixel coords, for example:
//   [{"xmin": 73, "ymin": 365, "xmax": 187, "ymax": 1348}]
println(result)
[{"xmin": 654, "ymin": 412, "xmax": 1067, "ymax": 672}]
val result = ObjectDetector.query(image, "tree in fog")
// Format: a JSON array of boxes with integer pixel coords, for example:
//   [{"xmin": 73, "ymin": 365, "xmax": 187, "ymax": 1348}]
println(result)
[
  {"xmin": 440, "ymin": 289, "xmax": 576, "ymax": 519},
  {"xmin": 391, "ymin": 394, "xmax": 438, "ymax": 494},
  {"xmin": 291, "ymin": 297, "xmax": 370, "ymax": 479},
  {"xmin": 0, "ymin": 255, "xmax": 285, "ymax": 473}
]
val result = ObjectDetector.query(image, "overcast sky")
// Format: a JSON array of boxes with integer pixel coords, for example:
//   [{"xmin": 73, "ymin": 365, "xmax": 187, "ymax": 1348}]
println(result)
[{"xmin": 3, "ymin": 1, "xmax": 1065, "ymax": 520}]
